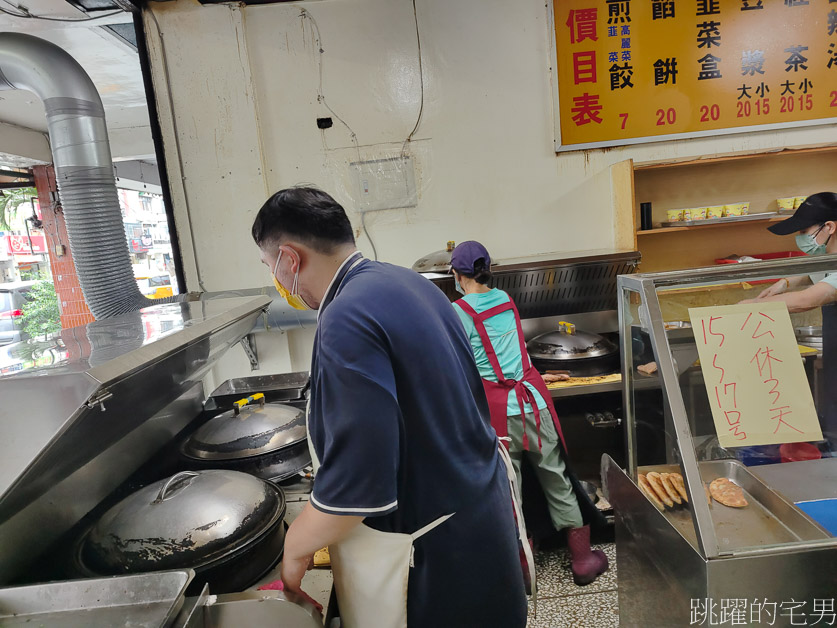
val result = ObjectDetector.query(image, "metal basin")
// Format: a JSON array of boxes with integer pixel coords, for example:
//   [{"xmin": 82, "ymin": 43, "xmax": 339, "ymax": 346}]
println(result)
[
  {"xmin": 208, "ymin": 373, "xmax": 309, "ymax": 409},
  {"xmin": 640, "ymin": 460, "xmax": 831, "ymax": 551},
  {"xmin": 196, "ymin": 590, "xmax": 323, "ymax": 628},
  {"xmin": 0, "ymin": 570, "xmax": 194, "ymax": 628}
]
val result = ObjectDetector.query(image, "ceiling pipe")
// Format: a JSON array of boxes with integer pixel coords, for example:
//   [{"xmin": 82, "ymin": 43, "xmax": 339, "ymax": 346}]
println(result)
[
  {"xmin": 0, "ymin": 32, "xmax": 181, "ymax": 318},
  {"xmin": 0, "ymin": 32, "xmax": 313, "ymax": 333}
]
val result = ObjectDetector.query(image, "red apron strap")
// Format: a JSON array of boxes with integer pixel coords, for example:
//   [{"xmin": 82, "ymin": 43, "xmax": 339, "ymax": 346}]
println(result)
[
  {"xmin": 497, "ymin": 297, "xmax": 545, "ymax": 450},
  {"xmin": 494, "ymin": 297, "xmax": 568, "ymax": 452},
  {"xmin": 454, "ymin": 299, "xmax": 513, "ymax": 384},
  {"xmin": 507, "ymin": 298, "xmax": 533, "ymax": 371},
  {"xmin": 455, "ymin": 297, "xmax": 535, "ymax": 450}
]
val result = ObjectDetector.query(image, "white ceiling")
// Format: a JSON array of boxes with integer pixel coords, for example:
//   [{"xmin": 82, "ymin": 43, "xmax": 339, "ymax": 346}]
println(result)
[{"xmin": 0, "ymin": 3, "xmax": 155, "ymax": 165}]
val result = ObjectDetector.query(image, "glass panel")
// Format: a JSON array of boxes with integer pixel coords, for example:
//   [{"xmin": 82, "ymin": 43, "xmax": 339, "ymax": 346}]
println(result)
[
  {"xmin": 619, "ymin": 283, "xmax": 700, "ymax": 550},
  {"xmin": 649, "ymin": 267, "xmax": 835, "ymax": 555}
]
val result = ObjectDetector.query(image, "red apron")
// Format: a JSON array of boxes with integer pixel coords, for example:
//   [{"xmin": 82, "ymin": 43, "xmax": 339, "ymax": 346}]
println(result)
[{"xmin": 455, "ymin": 297, "xmax": 566, "ymax": 453}]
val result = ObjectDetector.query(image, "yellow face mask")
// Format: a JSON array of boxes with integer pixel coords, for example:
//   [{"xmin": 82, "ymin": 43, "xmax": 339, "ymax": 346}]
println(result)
[{"xmin": 272, "ymin": 251, "xmax": 311, "ymax": 311}]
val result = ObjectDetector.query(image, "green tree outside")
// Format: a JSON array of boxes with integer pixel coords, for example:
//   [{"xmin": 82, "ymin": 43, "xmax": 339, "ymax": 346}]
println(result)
[
  {"xmin": 20, "ymin": 275, "xmax": 61, "ymax": 340},
  {"xmin": 0, "ymin": 187, "xmax": 37, "ymax": 232}
]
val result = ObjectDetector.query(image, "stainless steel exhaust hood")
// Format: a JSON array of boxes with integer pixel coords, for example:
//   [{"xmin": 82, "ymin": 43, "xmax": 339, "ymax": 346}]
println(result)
[{"xmin": 0, "ymin": 295, "xmax": 269, "ymax": 582}]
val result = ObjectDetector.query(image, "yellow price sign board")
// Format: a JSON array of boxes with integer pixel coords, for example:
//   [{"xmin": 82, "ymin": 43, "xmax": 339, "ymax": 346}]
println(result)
[
  {"xmin": 553, "ymin": 0, "xmax": 837, "ymax": 150},
  {"xmin": 688, "ymin": 302, "xmax": 822, "ymax": 449}
]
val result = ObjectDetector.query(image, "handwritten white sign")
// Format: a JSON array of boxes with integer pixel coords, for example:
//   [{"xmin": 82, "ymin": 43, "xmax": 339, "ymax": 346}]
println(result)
[{"xmin": 689, "ymin": 302, "xmax": 822, "ymax": 448}]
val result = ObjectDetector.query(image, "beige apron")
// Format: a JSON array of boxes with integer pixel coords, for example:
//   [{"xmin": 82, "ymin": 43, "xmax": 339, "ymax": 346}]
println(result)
[
  {"xmin": 306, "ymin": 400, "xmax": 455, "ymax": 628},
  {"xmin": 329, "ymin": 513, "xmax": 455, "ymax": 628}
]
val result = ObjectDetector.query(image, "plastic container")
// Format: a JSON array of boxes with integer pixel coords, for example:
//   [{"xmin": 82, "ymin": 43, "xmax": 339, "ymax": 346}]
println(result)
[
  {"xmin": 777, "ymin": 197, "xmax": 796, "ymax": 212},
  {"xmin": 666, "ymin": 209, "xmax": 685, "ymax": 222},
  {"xmin": 686, "ymin": 207, "xmax": 706, "ymax": 221},
  {"xmin": 794, "ymin": 195, "xmax": 808, "ymax": 209},
  {"xmin": 723, "ymin": 201, "xmax": 750, "ymax": 216},
  {"xmin": 735, "ymin": 444, "xmax": 781, "ymax": 466},
  {"xmin": 705, "ymin": 206, "xmax": 723, "ymax": 219},
  {"xmin": 780, "ymin": 442, "xmax": 822, "ymax": 463}
]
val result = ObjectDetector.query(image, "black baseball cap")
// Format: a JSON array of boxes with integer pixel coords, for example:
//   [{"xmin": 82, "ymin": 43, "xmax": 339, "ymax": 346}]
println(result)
[{"xmin": 768, "ymin": 192, "xmax": 837, "ymax": 235}]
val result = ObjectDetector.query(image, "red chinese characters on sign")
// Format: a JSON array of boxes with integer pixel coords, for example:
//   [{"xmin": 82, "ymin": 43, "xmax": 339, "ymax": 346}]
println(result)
[
  {"xmin": 743, "ymin": 313, "xmax": 804, "ymax": 436},
  {"xmin": 571, "ymin": 93, "xmax": 604, "ymax": 124},
  {"xmin": 702, "ymin": 316, "xmax": 748, "ymax": 441},
  {"xmin": 566, "ymin": 7, "xmax": 602, "ymax": 126},
  {"xmin": 573, "ymin": 51, "xmax": 598, "ymax": 84},
  {"xmin": 566, "ymin": 8, "xmax": 599, "ymax": 44},
  {"xmin": 692, "ymin": 305, "xmax": 821, "ymax": 448}
]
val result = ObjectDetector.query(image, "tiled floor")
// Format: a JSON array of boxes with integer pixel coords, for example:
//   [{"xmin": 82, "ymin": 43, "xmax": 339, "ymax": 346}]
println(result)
[{"xmin": 526, "ymin": 543, "xmax": 619, "ymax": 628}]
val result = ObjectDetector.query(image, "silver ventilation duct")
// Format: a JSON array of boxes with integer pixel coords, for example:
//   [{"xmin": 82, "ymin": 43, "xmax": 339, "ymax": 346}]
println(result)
[
  {"xmin": 0, "ymin": 32, "xmax": 182, "ymax": 318},
  {"xmin": 0, "ymin": 32, "xmax": 314, "ymax": 334}
]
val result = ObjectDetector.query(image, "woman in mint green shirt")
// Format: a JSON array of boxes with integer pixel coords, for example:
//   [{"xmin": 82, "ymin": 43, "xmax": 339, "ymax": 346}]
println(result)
[{"xmin": 450, "ymin": 240, "xmax": 609, "ymax": 586}]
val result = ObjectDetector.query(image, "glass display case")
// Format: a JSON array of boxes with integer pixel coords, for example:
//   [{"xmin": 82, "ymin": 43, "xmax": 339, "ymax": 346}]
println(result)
[{"xmin": 605, "ymin": 256, "xmax": 837, "ymax": 627}]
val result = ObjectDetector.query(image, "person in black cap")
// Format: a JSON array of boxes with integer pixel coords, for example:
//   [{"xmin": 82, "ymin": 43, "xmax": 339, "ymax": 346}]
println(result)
[{"xmin": 743, "ymin": 192, "xmax": 837, "ymax": 312}]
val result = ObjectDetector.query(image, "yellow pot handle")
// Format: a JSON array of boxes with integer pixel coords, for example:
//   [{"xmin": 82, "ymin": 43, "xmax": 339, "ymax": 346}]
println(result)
[{"xmin": 233, "ymin": 392, "xmax": 266, "ymax": 414}]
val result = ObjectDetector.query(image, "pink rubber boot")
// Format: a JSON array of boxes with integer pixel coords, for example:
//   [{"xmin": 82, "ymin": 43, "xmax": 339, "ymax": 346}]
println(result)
[{"xmin": 567, "ymin": 525, "xmax": 609, "ymax": 586}]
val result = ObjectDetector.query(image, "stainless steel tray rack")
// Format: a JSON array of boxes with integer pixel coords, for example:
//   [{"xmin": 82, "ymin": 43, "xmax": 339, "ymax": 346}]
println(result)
[{"xmin": 0, "ymin": 570, "xmax": 194, "ymax": 627}]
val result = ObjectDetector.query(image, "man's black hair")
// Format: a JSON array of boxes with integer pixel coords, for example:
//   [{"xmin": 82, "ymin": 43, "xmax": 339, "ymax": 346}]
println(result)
[{"xmin": 252, "ymin": 186, "xmax": 355, "ymax": 253}]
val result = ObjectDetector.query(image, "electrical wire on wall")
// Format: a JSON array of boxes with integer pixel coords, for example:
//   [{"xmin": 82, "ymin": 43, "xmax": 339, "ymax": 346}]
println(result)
[
  {"xmin": 300, "ymin": 8, "xmax": 382, "ymax": 259},
  {"xmin": 301, "ymin": 3, "xmax": 424, "ymax": 261},
  {"xmin": 300, "ymin": 8, "xmax": 361, "ymax": 164},
  {"xmin": 400, "ymin": 0, "xmax": 425, "ymax": 159}
]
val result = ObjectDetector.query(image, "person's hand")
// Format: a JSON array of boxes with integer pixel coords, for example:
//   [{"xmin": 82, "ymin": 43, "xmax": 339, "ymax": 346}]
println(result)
[
  {"xmin": 280, "ymin": 552, "xmax": 314, "ymax": 594},
  {"xmin": 758, "ymin": 278, "xmax": 789, "ymax": 299}
]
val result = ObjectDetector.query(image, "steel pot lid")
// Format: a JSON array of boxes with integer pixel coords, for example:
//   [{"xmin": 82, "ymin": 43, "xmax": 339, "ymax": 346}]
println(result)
[
  {"xmin": 81, "ymin": 470, "xmax": 285, "ymax": 574},
  {"xmin": 526, "ymin": 322, "xmax": 618, "ymax": 362},
  {"xmin": 183, "ymin": 402, "xmax": 306, "ymax": 461},
  {"xmin": 411, "ymin": 241, "xmax": 456, "ymax": 273}
]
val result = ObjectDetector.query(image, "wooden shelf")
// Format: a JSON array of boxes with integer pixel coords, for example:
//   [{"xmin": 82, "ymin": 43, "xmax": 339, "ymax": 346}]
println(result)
[
  {"xmin": 611, "ymin": 144, "xmax": 837, "ymax": 272},
  {"xmin": 632, "ymin": 144, "xmax": 837, "ymax": 171},
  {"xmin": 637, "ymin": 216, "xmax": 786, "ymax": 236}
]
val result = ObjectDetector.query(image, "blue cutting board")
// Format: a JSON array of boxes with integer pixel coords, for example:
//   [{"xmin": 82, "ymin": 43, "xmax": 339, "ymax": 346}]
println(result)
[{"xmin": 796, "ymin": 499, "xmax": 837, "ymax": 536}]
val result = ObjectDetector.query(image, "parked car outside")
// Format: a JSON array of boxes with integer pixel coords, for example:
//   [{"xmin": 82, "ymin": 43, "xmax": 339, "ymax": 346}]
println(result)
[
  {"xmin": 0, "ymin": 280, "xmax": 36, "ymax": 346},
  {"xmin": 135, "ymin": 274, "xmax": 174, "ymax": 299}
]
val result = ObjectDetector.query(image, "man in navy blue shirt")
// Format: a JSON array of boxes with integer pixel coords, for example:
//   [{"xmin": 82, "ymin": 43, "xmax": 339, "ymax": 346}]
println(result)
[{"xmin": 252, "ymin": 187, "xmax": 527, "ymax": 627}]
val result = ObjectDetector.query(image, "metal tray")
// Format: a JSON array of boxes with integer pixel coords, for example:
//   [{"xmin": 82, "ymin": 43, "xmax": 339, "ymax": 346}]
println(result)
[
  {"xmin": 194, "ymin": 590, "xmax": 323, "ymax": 628},
  {"xmin": 640, "ymin": 460, "xmax": 831, "ymax": 552},
  {"xmin": 0, "ymin": 570, "xmax": 194, "ymax": 627},
  {"xmin": 660, "ymin": 212, "xmax": 777, "ymax": 228},
  {"xmin": 208, "ymin": 372, "xmax": 309, "ymax": 408}
]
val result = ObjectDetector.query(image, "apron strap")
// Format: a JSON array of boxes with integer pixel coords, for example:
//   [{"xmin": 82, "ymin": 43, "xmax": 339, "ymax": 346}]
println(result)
[
  {"xmin": 456, "ymin": 297, "xmax": 542, "ymax": 450},
  {"xmin": 508, "ymin": 299, "xmax": 533, "ymax": 371},
  {"xmin": 454, "ymin": 299, "xmax": 513, "ymax": 384},
  {"xmin": 410, "ymin": 512, "xmax": 456, "ymax": 541},
  {"xmin": 513, "ymin": 381, "xmax": 543, "ymax": 451}
]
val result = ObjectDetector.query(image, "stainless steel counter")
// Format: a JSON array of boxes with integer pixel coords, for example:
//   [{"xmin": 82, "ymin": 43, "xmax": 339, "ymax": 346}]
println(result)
[
  {"xmin": 548, "ymin": 374, "xmax": 660, "ymax": 399},
  {"xmin": 752, "ymin": 458, "xmax": 837, "ymax": 503},
  {"xmin": 0, "ymin": 296, "xmax": 270, "ymax": 583}
]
